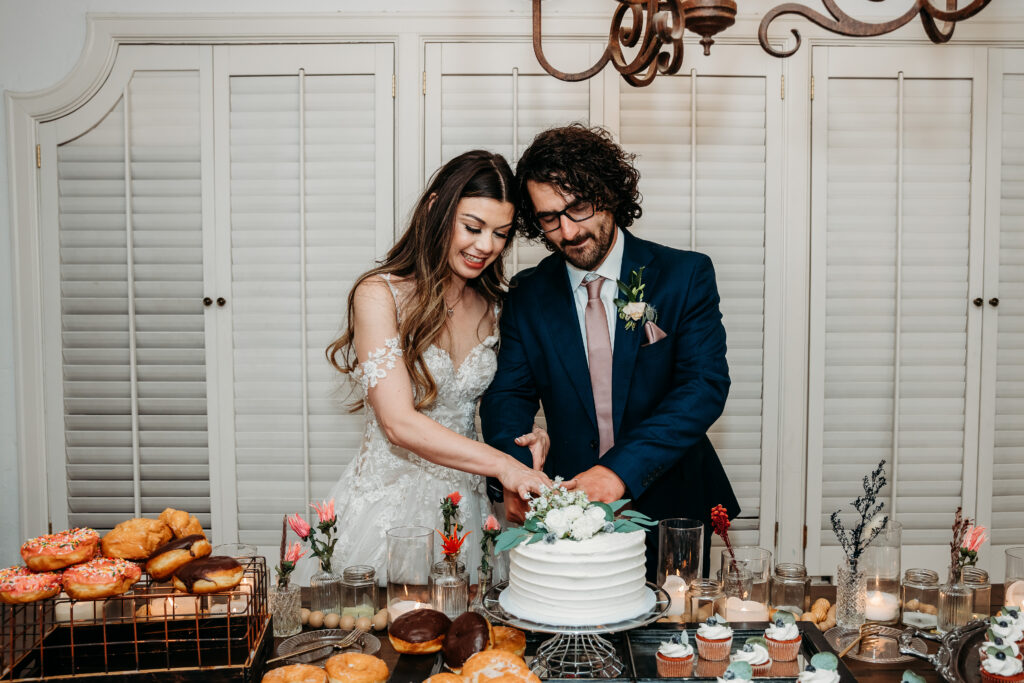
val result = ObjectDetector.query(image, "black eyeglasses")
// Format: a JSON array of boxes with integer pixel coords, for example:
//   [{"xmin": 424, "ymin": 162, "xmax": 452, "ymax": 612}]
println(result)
[{"xmin": 534, "ymin": 201, "xmax": 596, "ymax": 233}]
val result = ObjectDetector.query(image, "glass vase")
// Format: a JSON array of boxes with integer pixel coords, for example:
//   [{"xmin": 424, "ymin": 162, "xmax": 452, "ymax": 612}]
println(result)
[
  {"xmin": 430, "ymin": 559, "xmax": 468, "ymax": 619},
  {"xmin": 863, "ymin": 521, "xmax": 902, "ymax": 625},
  {"xmin": 469, "ymin": 565, "xmax": 492, "ymax": 616},
  {"xmin": 385, "ymin": 526, "xmax": 433, "ymax": 625},
  {"xmin": 270, "ymin": 582, "xmax": 302, "ymax": 637},
  {"xmin": 937, "ymin": 566, "xmax": 972, "ymax": 633},
  {"xmin": 657, "ymin": 518, "xmax": 703, "ymax": 621},
  {"xmin": 310, "ymin": 560, "xmax": 343, "ymax": 616},
  {"xmin": 835, "ymin": 561, "xmax": 867, "ymax": 631}
]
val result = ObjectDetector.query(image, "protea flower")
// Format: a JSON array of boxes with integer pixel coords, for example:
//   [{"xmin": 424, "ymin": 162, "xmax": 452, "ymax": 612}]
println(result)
[{"xmin": 287, "ymin": 513, "xmax": 311, "ymax": 540}]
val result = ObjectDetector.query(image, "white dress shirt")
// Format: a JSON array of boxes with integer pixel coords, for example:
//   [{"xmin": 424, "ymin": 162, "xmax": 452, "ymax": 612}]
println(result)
[{"xmin": 565, "ymin": 228, "xmax": 625, "ymax": 364}]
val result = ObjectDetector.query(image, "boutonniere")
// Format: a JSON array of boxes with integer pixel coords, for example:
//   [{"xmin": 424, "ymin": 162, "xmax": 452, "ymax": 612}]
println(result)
[{"xmin": 614, "ymin": 267, "xmax": 658, "ymax": 331}]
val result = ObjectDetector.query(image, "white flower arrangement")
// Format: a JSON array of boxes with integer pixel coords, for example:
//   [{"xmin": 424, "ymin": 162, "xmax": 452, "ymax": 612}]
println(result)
[{"xmin": 495, "ymin": 478, "xmax": 655, "ymax": 552}]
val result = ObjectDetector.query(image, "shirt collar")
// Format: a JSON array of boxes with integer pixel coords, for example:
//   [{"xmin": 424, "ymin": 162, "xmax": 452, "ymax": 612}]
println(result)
[{"xmin": 565, "ymin": 227, "xmax": 624, "ymax": 292}]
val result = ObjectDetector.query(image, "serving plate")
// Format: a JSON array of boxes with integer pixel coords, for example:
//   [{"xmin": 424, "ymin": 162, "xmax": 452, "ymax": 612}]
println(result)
[
  {"xmin": 899, "ymin": 619, "xmax": 989, "ymax": 683},
  {"xmin": 275, "ymin": 628, "xmax": 380, "ymax": 665}
]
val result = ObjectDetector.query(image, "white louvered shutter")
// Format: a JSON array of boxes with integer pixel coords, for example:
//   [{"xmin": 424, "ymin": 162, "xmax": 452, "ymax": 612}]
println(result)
[
  {"xmin": 218, "ymin": 45, "xmax": 394, "ymax": 552},
  {"xmin": 807, "ymin": 47, "xmax": 985, "ymax": 573},
  {"xmin": 57, "ymin": 68, "xmax": 209, "ymax": 532},
  {"xmin": 617, "ymin": 45, "xmax": 782, "ymax": 551}
]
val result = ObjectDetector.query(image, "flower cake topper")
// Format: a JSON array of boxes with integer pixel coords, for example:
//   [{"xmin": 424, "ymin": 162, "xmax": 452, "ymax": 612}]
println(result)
[
  {"xmin": 614, "ymin": 267, "xmax": 658, "ymax": 331},
  {"xmin": 494, "ymin": 478, "xmax": 656, "ymax": 552}
]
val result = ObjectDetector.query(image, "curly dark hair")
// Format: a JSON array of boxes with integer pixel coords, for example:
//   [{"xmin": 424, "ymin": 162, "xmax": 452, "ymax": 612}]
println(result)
[{"xmin": 515, "ymin": 124, "xmax": 642, "ymax": 241}]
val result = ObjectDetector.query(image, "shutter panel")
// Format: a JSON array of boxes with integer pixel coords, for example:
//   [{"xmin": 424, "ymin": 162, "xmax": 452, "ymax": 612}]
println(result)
[
  {"xmin": 618, "ymin": 70, "xmax": 771, "ymax": 547},
  {"xmin": 59, "ymin": 70, "xmax": 209, "ymax": 532}
]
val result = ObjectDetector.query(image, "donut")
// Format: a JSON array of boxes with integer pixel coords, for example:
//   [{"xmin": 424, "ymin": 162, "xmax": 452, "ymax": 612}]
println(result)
[
  {"xmin": 145, "ymin": 534, "xmax": 211, "ymax": 581},
  {"xmin": 461, "ymin": 650, "xmax": 539, "ymax": 683},
  {"xmin": 261, "ymin": 664, "xmax": 328, "ymax": 683},
  {"xmin": 424, "ymin": 675, "xmax": 464, "ymax": 683},
  {"xmin": 159, "ymin": 507, "xmax": 205, "ymax": 539},
  {"xmin": 0, "ymin": 566, "xmax": 62, "ymax": 604},
  {"xmin": 443, "ymin": 611, "xmax": 493, "ymax": 673},
  {"xmin": 62, "ymin": 557, "xmax": 141, "ymax": 600},
  {"xmin": 324, "ymin": 653, "xmax": 389, "ymax": 683},
  {"xmin": 101, "ymin": 518, "xmax": 173, "ymax": 560},
  {"xmin": 20, "ymin": 528, "xmax": 99, "ymax": 571},
  {"xmin": 490, "ymin": 626, "xmax": 526, "ymax": 657},
  {"xmin": 388, "ymin": 609, "xmax": 451, "ymax": 654},
  {"xmin": 172, "ymin": 556, "xmax": 243, "ymax": 594}
]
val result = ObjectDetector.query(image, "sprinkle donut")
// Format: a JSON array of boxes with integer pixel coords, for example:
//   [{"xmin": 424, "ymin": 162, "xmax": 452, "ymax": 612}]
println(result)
[
  {"xmin": 62, "ymin": 557, "xmax": 141, "ymax": 600},
  {"xmin": 0, "ymin": 566, "xmax": 62, "ymax": 604},
  {"xmin": 20, "ymin": 528, "xmax": 99, "ymax": 571}
]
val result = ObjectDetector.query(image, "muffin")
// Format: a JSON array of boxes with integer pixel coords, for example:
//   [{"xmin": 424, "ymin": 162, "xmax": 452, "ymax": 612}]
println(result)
[
  {"xmin": 731, "ymin": 636, "xmax": 771, "ymax": 676},
  {"xmin": 716, "ymin": 661, "xmax": 753, "ymax": 683},
  {"xmin": 797, "ymin": 652, "xmax": 841, "ymax": 683},
  {"xmin": 655, "ymin": 630, "xmax": 694, "ymax": 677},
  {"xmin": 764, "ymin": 610, "xmax": 802, "ymax": 661},
  {"xmin": 696, "ymin": 616, "xmax": 733, "ymax": 661},
  {"xmin": 981, "ymin": 645, "xmax": 1024, "ymax": 683}
]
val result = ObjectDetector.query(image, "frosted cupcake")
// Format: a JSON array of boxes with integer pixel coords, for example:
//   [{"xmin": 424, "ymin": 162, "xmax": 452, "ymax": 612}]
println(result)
[
  {"xmin": 731, "ymin": 636, "xmax": 771, "ymax": 676},
  {"xmin": 797, "ymin": 652, "xmax": 841, "ymax": 683},
  {"xmin": 655, "ymin": 630, "xmax": 694, "ymax": 677},
  {"xmin": 717, "ymin": 661, "xmax": 753, "ymax": 683},
  {"xmin": 982, "ymin": 631, "xmax": 1022, "ymax": 661},
  {"xmin": 764, "ymin": 610, "xmax": 802, "ymax": 661},
  {"xmin": 981, "ymin": 645, "xmax": 1024, "ymax": 683},
  {"xmin": 998, "ymin": 608, "xmax": 1024, "ymax": 648},
  {"xmin": 993, "ymin": 616, "xmax": 1024, "ymax": 650},
  {"xmin": 696, "ymin": 616, "xmax": 734, "ymax": 661}
]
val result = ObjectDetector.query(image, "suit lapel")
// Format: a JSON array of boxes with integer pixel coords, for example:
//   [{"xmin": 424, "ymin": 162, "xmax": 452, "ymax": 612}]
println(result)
[{"xmin": 612, "ymin": 230, "xmax": 659, "ymax": 435}]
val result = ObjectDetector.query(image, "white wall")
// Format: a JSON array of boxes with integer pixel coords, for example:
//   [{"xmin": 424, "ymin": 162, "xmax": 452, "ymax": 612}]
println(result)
[{"xmin": 2, "ymin": 0, "xmax": 1023, "ymax": 564}]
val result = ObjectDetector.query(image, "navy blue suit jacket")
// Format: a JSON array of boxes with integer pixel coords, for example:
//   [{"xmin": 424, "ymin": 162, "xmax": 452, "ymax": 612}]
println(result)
[{"xmin": 480, "ymin": 229, "xmax": 740, "ymax": 544}]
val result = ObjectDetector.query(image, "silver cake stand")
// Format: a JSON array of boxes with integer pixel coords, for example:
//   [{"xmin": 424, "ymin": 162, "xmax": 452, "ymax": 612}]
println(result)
[{"xmin": 482, "ymin": 580, "xmax": 669, "ymax": 678}]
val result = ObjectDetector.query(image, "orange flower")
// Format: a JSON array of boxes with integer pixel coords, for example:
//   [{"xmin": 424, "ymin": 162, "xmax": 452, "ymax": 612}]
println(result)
[{"xmin": 437, "ymin": 525, "xmax": 471, "ymax": 556}]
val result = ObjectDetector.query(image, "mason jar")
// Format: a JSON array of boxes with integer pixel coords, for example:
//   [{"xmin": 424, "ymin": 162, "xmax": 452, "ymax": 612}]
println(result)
[
  {"xmin": 340, "ymin": 565, "xmax": 377, "ymax": 619},
  {"xmin": 770, "ymin": 563, "xmax": 811, "ymax": 617},
  {"xmin": 962, "ymin": 567, "xmax": 991, "ymax": 620},
  {"xmin": 901, "ymin": 568, "xmax": 939, "ymax": 628},
  {"xmin": 689, "ymin": 579, "xmax": 725, "ymax": 623}
]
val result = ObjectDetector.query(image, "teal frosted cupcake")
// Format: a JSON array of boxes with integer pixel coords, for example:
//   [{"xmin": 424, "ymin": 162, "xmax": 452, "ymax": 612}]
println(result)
[
  {"xmin": 797, "ymin": 652, "xmax": 840, "ymax": 683},
  {"xmin": 764, "ymin": 610, "xmax": 801, "ymax": 661},
  {"xmin": 717, "ymin": 661, "xmax": 753, "ymax": 683}
]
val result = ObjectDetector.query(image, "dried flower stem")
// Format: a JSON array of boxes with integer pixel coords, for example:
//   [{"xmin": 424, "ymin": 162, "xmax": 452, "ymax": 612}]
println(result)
[{"xmin": 830, "ymin": 459, "xmax": 889, "ymax": 574}]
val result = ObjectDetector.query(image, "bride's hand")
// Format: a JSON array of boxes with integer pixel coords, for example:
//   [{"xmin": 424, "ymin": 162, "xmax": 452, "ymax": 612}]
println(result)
[
  {"xmin": 498, "ymin": 460, "xmax": 553, "ymax": 501},
  {"xmin": 514, "ymin": 425, "xmax": 550, "ymax": 471}
]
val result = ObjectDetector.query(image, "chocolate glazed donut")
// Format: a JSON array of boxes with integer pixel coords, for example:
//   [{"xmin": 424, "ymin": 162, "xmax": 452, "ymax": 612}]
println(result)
[
  {"xmin": 172, "ymin": 556, "xmax": 243, "ymax": 594},
  {"xmin": 145, "ymin": 534, "xmax": 211, "ymax": 580},
  {"xmin": 442, "ymin": 612, "xmax": 493, "ymax": 673},
  {"xmin": 388, "ymin": 609, "xmax": 452, "ymax": 654}
]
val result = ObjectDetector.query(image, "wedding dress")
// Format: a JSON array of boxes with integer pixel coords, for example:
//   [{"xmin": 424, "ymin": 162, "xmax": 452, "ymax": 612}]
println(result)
[{"xmin": 294, "ymin": 274, "xmax": 496, "ymax": 585}]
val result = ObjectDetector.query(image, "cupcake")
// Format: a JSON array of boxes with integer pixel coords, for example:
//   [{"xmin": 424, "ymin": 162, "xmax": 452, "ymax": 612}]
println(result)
[
  {"xmin": 981, "ymin": 645, "xmax": 1024, "ymax": 683},
  {"xmin": 769, "ymin": 659, "xmax": 801, "ymax": 677},
  {"xmin": 717, "ymin": 661, "xmax": 754, "ymax": 683},
  {"xmin": 764, "ymin": 610, "xmax": 802, "ymax": 661},
  {"xmin": 655, "ymin": 630, "xmax": 694, "ymax": 677},
  {"xmin": 695, "ymin": 657, "xmax": 729, "ymax": 678},
  {"xmin": 731, "ymin": 636, "xmax": 771, "ymax": 675},
  {"xmin": 999, "ymin": 608, "xmax": 1024, "ymax": 648},
  {"xmin": 797, "ymin": 653, "xmax": 841, "ymax": 683},
  {"xmin": 982, "ymin": 631, "xmax": 1022, "ymax": 661},
  {"xmin": 993, "ymin": 616, "xmax": 1024, "ymax": 650},
  {"xmin": 696, "ymin": 616, "xmax": 734, "ymax": 661}
]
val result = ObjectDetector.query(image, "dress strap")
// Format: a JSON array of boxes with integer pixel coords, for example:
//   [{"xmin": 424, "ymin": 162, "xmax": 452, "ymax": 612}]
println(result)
[{"xmin": 379, "ymin": 273, "xmax": 402, "ymax": 324}]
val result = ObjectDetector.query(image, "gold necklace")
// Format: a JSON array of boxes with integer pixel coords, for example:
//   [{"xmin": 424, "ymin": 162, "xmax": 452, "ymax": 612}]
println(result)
[{"xmin": 445, "ymin": 287, "xmax": 465, "ymax": 317}]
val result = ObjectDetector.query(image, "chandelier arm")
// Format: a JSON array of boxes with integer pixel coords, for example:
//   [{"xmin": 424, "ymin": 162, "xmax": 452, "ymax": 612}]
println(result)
[
  {"xmin": 531, "ymin": 0, "xmax": 611, "ymax": 82},
  {"xmin": 921, "ymin": 0, "xmax": 992, "ymax": 23},
  {"xmin": 609, "ymin": 1, "xmax": 669, "ymax": 78},
  {"xmin": 623, "ymin": 56, "xmax": 661, "ymax": 87},
  {"xmin": 759, "ymin": 0, "xmax": 927, "ymax": 57}
]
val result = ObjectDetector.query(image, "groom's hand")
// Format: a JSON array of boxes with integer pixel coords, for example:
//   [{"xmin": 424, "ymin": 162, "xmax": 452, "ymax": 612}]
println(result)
[
  {"xmin": 503, "ymin": 487, "xmax": 529, "ymax": 524},
  {"xmin": 574, "ymin": 465, "xmax": 626, "ymax": 503}
]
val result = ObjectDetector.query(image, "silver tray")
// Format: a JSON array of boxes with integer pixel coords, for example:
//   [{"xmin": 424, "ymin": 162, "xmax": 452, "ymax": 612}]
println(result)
[
  {"xmin": 824, "ymin": 625, "xmax": 927, "ymax": 663},
  {"xmin": 899, "ymin": 619, "xmax": 990, "ymax": 683},
  {"xmin": 275, "ymin": 629, "xmax": 381, "ymax": 665}
]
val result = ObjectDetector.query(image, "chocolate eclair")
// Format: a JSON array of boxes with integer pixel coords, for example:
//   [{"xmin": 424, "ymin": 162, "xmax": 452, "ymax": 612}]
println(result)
[{"xmin": 146, "ymin": 533, "xmax": 212, "ymax": 580}]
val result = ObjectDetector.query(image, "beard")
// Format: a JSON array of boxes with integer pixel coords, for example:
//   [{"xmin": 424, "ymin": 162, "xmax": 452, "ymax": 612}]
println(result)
[{"xmin": 558, "ymin": 216, "xmax": 616, "ymax": 270}]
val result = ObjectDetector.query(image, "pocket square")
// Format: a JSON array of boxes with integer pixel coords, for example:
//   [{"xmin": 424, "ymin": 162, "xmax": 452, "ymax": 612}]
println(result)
[{"xmin": 642, "ymin": 321, "xmax": 668, "ymax": 346}]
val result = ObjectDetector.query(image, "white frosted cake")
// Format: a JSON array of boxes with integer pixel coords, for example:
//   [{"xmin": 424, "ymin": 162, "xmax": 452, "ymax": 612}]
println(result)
[{"xmin": 500, "ymin": 529, "xmax": 652, "ymax": 626}]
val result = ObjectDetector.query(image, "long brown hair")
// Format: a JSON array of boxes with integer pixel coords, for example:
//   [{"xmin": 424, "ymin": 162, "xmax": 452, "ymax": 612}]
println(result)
[{"xmin": 327, "ymin": 150, "xmax": 518, "ymax": 410}]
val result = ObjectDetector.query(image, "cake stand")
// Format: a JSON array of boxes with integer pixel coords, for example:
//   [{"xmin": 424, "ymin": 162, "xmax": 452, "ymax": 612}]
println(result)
[{"xmin": 482, "ymin": 580, "xmax": 669, "ymax": 678}]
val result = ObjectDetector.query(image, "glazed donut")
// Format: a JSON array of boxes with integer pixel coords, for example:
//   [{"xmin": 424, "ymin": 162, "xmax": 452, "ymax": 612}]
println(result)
[
  {"xmin": 388, "ymin": 609, "xmax": 452, "ymax": 654},
  {"xmin": 443, "ymin": 611, "xmax": 493, "ymax": 673},
  {"xmin": 0, "ymin": 566, "xmax": 62, "ymax": 604},
  {"xmin": 145, "ymin": 534, "xmax": 211, "ymax": 581},
  {"xmin": 461, "ymin": 650, "xmax": 539, "ymax": 683},
  {"xmin": 424, "ymin": 675, "xmax": 464, "ymax": 683},
  {"xmin": 21, "ymin": 528, "xmax": 99, "ymax": 571},
  {"xmin": 101, "ymin": 518, "xmax": 173, "ymax": 560},
  {"xmin": 261, "ymin": 664, "xmax": 328, "ymax": 683},
  {"xmin": 490, "ymin": 626, "xmax": 526, "ymax": 657},
  {"xmin": 159, "ymin": 507, "xmax": 205, "ymax": 539},
  {"xmin": 62, "ymin": 557, "xmax": 141, "ymax": 600},
  {"xmin": 324, "ymin": 653, "xmax": 389, "ymax": 683},
  {"xmin": 171, "ymin": 556, "xmax": 243, "ymax": 594}
]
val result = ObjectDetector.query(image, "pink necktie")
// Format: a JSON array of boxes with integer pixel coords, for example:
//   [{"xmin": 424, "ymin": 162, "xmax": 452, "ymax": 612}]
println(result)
[{"xmin": 583, "ymin": 276, "xmax": 614, "ymax": 456}]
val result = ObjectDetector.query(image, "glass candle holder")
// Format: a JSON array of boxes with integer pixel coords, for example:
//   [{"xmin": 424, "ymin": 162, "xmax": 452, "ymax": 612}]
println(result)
[
  {"xmin": 770, "ymin": 563, "xmax": 811, "ymax": 617},
  {"xmin": 1006, "ymin": 548, "xmax": 1024, "ymax": 612},
  {"xmin": 720, "ymin": 547, "xmax": 771, "ymax": 621},
  {"xmin": 386, "ymin": 526, "xmax": 433, "ymax": 625},
  {"xmin": 862, "ymin": 521, "xmax": 901, "ymax": 625},
  {"xmin": 341, "ymin": 565, "xmax": 377, "ymax": 619},
  {"xmin": 962, "ymin": 567, "xmax": 990, "ymax": 619},
  {"xmin": 657, "ymin": 518, "xmax": 703, "ymax": 620},
  {"xmin": 690, "ymin": 579, "xmax": 725, "ymax": 623},
  {"xmin": 270, "ymin": 583, "xmax": 302, "ymax": 637},
  {"xmin": 901, "ymin": 568, "xmax": 939, "ymax": 628}
]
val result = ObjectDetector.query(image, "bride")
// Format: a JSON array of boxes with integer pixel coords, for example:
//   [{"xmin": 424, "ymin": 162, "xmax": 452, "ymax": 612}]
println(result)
[{"xmin": 296, "ymin": 150, "xmax": 560, "ymax": 583}]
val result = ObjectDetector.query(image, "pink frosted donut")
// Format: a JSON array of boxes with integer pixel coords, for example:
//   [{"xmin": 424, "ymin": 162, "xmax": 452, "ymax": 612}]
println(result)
[
  {"xmin": 21, "ymin": 528, "xmax": 100, "ymax": 571},
  {"xmin": 0, "ymin": 565, "xmax": 62, "ymax": 604},
  {"xmin": 62, "ymin": 557, "xmax": 141, "ymax": 600}
]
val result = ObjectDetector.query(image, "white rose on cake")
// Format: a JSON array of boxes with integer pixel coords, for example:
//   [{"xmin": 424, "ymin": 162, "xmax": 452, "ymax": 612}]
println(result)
[
  {"xmin": 543, "ymin": 508, "xmax": 572, "ymax": 537},
  {"xmin": 570, "ymin": 508, "xmax": 607, "ymax": 541}
]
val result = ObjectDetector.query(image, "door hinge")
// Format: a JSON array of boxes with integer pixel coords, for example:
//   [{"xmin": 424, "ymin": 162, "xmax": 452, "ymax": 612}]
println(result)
[
  {"xmin": 780, "ymin": 75, "xmax": 785, "ymax": 100},
  {"xmin": 36, "ymin": 144, "xmax": 41, "ymax": 169},
  {"xmin": 810, "ymin": 75, "xmax": 815, "ymax": 101},
  {"xmin": 774, "ymin": 521, "xmax": 779, "ymax": 547},
  {"xmin": 422, "ymin": 71, "xmax": 427, "ymax": 96},
  {"xmin": 391, "ymin": 74, "xmax": 396, "ymax": 99},
  {"xmin": 803, "ymin": 525, "xmax": 808, "ymax": 549}
]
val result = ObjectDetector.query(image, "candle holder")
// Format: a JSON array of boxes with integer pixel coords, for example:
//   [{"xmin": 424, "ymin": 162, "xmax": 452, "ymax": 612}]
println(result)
[
  {"xmin": 863, "ymin": 521, "xmax": 901, "ymax": 625},
  {"xmin": 770, "ymin": 563, "xmax": 811, "ymax": 617},
  {"xmin": 689, "ymin": 579, "xmax": 726, "ymax": 623},
  {"xmin": 341, "ymin": 565, "xmax": 377, "ymax": 620},
  {"xmin": 901, "ymin": 568, "xmax": 939, "ymax": 628},
  {"xmin": 657, "ymin": 518, "xmax": 703, "ymax": 621},
  {"xmin": 719, "ymin": 547, "xmax": 771, "ymax": 621},
  {"xmin": 386, "ymin": 526, "xmax": 433, "ymax": 625},
  {"xmin": 1005, "ymin": 548, "xmax": 1024, "ymax": 612}
]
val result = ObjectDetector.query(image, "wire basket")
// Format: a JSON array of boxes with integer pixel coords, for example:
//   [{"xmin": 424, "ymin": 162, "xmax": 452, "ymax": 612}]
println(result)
[{"xmin": 1, "ymin": 555, "xmax": 271, "ymax": 681}]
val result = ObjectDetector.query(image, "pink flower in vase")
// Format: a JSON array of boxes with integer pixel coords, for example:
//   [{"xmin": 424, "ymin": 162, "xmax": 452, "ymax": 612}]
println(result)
[
  {"xmin": 284, "ymin": 542, "xmax": 305, "ymax": 564},
  {"xmin": 288, "ymin": 513, "xmax": 312, "ymax": 540},
  {"xmin": 311, "ymin": 499, "xmax": 336, "ymax": 524},
  {"xmin": 962, "ymin": 525, "xmax": 988, "ymax": 553},
  {"xmin": 484, "ymin": 514, "xmax": 500, "ymax": 532}
]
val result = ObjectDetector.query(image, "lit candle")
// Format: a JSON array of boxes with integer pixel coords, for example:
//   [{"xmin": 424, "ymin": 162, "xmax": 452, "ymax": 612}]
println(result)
[
  {"xmin": 865, "ymin": 591, "xmax": 899, "ymax": 622},
  {"xmin": 663, "ymin": 575, "xmax": 689, "ymax": 617},
  {"xmin": 54, "ymin": 593, "xmax": 106, "ymax": 622},
  {"xmin": 721, "ymin": 595, "xmax": 770, "ymax": 622},
  {"xmin": 149, "ymin": 595, "xmax": 199, "ymax": 617},
  {"xmin": 229, "ymin": 577, "xmax": 253, "ymax": 614},
  {"xmin": 388, "ymin": 600, "xmax": 431, "ymax": 622},
  {"xmin": 1006, "ymin": 581, "xmax": 1024, "ymax": 611}
]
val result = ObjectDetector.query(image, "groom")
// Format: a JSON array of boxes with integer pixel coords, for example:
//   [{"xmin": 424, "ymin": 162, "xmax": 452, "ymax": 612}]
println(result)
[{"xmin": 480, "ymin": 124, "xmax": 739, "ymax": 577}]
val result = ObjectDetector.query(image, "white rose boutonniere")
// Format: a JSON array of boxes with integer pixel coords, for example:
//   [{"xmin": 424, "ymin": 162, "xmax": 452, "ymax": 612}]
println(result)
[{"xmin": 614, "ymin": 267, "xmax": 658, "ymax": 331}]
